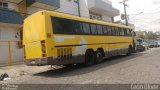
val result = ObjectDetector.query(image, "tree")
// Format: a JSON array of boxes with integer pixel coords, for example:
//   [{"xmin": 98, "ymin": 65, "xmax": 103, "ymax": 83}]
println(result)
[
  {"xmin": 146, "ymin": 31, "xmax": 158, "ymax": 39},
  {"xmin": 136, "ymin": 30, "xmax": 159, "ymax": 40},
  {"xmin": 136, "ymin": 30, "xmax": 145, "ymax": 39}
]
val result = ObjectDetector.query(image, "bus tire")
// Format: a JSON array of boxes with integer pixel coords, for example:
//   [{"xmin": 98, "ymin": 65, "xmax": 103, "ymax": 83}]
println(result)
[
  {"xmin": 64, "ymin": 64, "xmax": 75, "ymax": 67},
  {"xmin": 95, "ymin": 50, "xmax": 104, "ymax": 64},
  {"xmin": 132, "ymin": 46, "xmax": 137, "ymax": 53},
  {"xmin": 85, "ymin": 50, "xmax": 95, "ymax": 66},
  {"xmin": 127, "ymin": 46, "xmax": 132, "ymax": 56}
]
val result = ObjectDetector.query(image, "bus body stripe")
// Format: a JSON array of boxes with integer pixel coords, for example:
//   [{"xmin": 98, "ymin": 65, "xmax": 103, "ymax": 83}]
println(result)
[{"xmin": 55, "ymin": 42, "xmax": 131, "ymax": 48}]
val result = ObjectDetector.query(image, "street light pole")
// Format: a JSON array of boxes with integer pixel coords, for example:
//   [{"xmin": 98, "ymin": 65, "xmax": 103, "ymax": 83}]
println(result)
[{"xmin": 120, "ymin": 0, "xmax": 129, "ymax": 26}]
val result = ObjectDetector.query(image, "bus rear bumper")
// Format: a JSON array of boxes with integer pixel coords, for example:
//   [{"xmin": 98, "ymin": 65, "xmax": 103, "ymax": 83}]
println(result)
[{"xmin": 25, "ymin": 55, "xmax": 84, "ymax": 66}]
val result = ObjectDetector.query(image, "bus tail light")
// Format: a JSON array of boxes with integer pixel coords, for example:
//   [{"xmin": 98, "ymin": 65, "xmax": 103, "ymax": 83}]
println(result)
[
  {"xmin": 41, "ymin": 40, "xmax": 47, "ymax": 57},
  {"xmin": 42, "ymin": 54, "xmax": 47, "ymax": 57}
]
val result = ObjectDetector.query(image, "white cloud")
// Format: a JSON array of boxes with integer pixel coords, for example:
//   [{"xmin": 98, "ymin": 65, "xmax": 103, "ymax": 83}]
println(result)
[
  {"xmin": 152, "ymin": 0, "xmax": 160, "ymax": 5},
  {"xmin": 110, "ymin": 0, "xmax": 160, "ymax": 32}
]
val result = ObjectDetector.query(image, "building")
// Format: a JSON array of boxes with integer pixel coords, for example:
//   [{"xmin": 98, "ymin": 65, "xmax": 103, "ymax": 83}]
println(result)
[
  {"xmin": 57, "ymin": 0, "xmax": 119, "ymax": 22},
  {"xmin": 0, "ymin": 0, "xmax": 119, "ymax": 66}
]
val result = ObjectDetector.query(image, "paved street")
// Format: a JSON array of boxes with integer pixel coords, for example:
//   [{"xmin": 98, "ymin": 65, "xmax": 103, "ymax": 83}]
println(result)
[{"xmin": 1, "ymin": 48, "xmax": 160, "ymax": 84}]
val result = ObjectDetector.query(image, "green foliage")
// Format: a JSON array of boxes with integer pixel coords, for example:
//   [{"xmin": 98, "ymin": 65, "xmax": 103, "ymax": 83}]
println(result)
[{"xmin": 136, "ymin": 30, "xmax": 159, "ymax": 40}]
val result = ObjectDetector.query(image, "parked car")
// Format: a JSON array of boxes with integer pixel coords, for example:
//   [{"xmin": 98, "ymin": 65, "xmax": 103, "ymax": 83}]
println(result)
[
  {"xmin": 135, "ymin": 38, "xmax": 146, "ymax": 52},
  {"xmin": 142, "ymin": 42, "xmax": 149, "ymax": 50},
  {"xmin": 136, "ymin": 45, "xmax": 145, "ymax": 52},
  {"xmin": 136, "ymin": 42, "xmax": 149, "ymax": 52},
  {"xmin": 156, "ymin": 42, "xmax": 160, "ymax": 47},
  {"xmin": 158, "ymin": 42, "xmax": 160, "ymax": 47},
  {"xmin": 149, "ymin": 42, "xmax": 159, "ymax": 48},
  {"xmin": 149, "ymin": 43, "xmax": 155, "ymax": 48},
  {"xmin": 155, "ymin": 42, "xmax": 159, "ymax": 47}
]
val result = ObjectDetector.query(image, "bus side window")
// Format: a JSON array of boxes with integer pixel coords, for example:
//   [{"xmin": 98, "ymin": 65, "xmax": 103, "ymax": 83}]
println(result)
[
  {"xmin": 121, "ymin": 28, "xmax": 125, "ymax": 36},
  {"xmin": 97, "ymin": 25, "xmax": 103, "ymax": 35},
  {"xmin": 115, "ymin": 27, "xmax": 119, "ymax": 36},
  {"xmin": 112, "ymin": 27, "xmax": 116, "ymax": 36},
  {"xmin": 119, "ymin": 28, "xmax": 123, "ymax": 36},
  {"xmin": 108, "ymin": 26, "xmax": 112, "ymax": 36},
  {"xmin": 74, "ymin": 21, "xmax": 84, "ymax": 34},
  {"xmin": 90, "ymin": 24, "xmax": 97, "ymax": 35},
  {"xmin": 124, "ymin": 28, "xmax": 128, "ymax": 36},
  {"xmin": 52, "ymin": 17, "xmax": 62, "ymax": 33},
  {"xmin": 103, "ymin": 26, "xmax": 108, "ymax": 35},
  {"xmin": 127, "ymin": 29, "xmax": 129, "ymax": 36},
  {"xmin": 118, "ymin": 28, "xmax": 121, "ymax": 36},
  {"xmin": 82, "ymin": 23, "xmax": 91, "ymax": 34},
  {"xmin": 52, "ymin": 17, "xmax": 75, "ymax": 34},
  {"xmin": 129, "ymin": 29, "xmax": 132, "ymax": 36}
]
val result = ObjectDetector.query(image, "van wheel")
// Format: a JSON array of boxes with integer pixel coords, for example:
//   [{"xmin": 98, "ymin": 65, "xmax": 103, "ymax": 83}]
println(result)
[
  {"xmin": 95, "ymin": 50, "xmax": 104, "ymax": 63},
  {"xmin": 85, "ymin": 50, "xmax": 95, "ymax": 66}
]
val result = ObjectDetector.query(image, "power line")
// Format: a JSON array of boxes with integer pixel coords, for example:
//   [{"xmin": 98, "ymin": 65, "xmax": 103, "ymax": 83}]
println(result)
[
  {"xmin": 146, "ymin": 6, "xmax": 160, "ymax": 12},
  {"xmin": 127, "ymin": 7, "xmax": 142, "ymax": 14}
]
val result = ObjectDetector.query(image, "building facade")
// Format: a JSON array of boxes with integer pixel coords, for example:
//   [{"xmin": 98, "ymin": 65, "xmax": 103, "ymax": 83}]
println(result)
[{"xmin": 0, "ymin": 0, "xmax": 119, "ymax": 66}]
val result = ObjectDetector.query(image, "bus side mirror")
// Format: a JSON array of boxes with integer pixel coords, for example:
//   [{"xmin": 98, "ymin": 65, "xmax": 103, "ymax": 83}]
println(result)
[{"xmin": 134, "ymin": 32, "xmax": 136, "ymax": 36}]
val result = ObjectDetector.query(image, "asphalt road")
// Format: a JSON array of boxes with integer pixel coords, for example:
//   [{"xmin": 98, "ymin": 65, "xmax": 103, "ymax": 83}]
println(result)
[{"xmin": 1, "ymin": 48, "xmax": 160, "ymax": 84}]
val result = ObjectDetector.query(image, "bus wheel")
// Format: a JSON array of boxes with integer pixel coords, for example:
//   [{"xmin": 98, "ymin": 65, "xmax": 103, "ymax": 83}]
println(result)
[
  {"xmin": 127, "ymin": 46, "xmax": 132, "ymax": 56},
  {"xmin": 64, "ymin": 64, "xmax": 75, "ymax": 67},
  {"xmin": 132, "ymin": 46, "xmax": 137, "ymax": 53},
  {"xmin": 85, "ymin": 50, "xmax": 95, "ymax": 66},
  {"xmin": 95, "ymin": 50, "xmax": 104, "ymax": 64}
]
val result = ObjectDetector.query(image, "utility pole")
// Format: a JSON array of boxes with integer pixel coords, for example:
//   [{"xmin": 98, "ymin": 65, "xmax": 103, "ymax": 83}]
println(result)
[
  {"xmin": 120, "ymin": 0, "xmax": 128, "ymax": 26},
  {"xmin": 77, "ymin": 0, "xmax": 81, "ymax": 17}
]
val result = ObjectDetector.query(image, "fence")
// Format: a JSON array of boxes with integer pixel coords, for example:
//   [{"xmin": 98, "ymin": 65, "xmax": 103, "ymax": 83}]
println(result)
[{"xmin": 0, "ymin": 41, "xmax": 24, "ymax": 66}]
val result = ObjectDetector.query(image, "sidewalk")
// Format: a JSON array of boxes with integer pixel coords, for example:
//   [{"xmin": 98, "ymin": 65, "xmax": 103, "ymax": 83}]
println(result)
[
  {"xmin": 0, "ymin": 62, "xmax": 24, "ymax": 67},
  {"xmin": 0, "ymin": 64, "xmax": 55, "ymax": 81}
]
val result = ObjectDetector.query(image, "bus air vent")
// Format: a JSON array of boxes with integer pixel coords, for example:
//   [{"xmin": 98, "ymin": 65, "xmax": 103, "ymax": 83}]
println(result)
[{"xmin": 57, "ymin": 48, "xmax": 72, "ymax": 60}]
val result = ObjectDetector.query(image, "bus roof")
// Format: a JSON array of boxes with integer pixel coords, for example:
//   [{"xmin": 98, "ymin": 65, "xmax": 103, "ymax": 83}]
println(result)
[
  {"xmin": 25, "ymin": 10, "xmax": 132, "ymax": 29},
  {"xmin": 45, "ymin": 10, "xmax": 132, "ymax": 29}
]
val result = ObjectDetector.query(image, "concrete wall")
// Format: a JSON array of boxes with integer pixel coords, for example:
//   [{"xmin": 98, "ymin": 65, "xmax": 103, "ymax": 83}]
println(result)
[
  {"xmin": 0, "ymin": 1, "xmax": 18, "ymax": 11},
  {"xmin": 56, "ymin": 0, "xmax": 79, "ymax": 16},
  {"xmin": 79, "ymin": 0, "xmax": 90, "ymax": 18},
  {"xmin": 0, "ymin": 41, "xmax": 23, "ymax": 65},
  {"xmin": 0, "ymin": 25, "xmax": 20, "ymax": 41},
  {"xmin": 102, "ymin": 15, "xmax": 112, "ymax": 22},
  {"xmin": 27, "ymin": 6, "xmax": 42, "ymax": 15},
  {"xmin": 0, "ymin": 1, "xmax": 23, "ymax": 66},
  {"xmin": 0, "ymin": 42, "xmax": 9, "ymax": 65},
  {"xmin": 0, "ymin": 24, "xmax": 24, "ymax": 66},
  {"xmin": 87, "ymin": 0, "xmax": 119, "ymax": 20},
  {"xmin": 8, "ymin": 2, "xmax": 18, "ymax": 11}
]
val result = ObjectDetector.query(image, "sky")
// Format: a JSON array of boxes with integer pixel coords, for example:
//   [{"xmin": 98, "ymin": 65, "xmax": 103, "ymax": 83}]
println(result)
[{"xmin": 110, "ymin": 0, "xmax": 160, "ymax": 32}]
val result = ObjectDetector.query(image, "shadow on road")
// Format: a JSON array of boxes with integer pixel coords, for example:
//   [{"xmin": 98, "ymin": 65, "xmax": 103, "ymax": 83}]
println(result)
[{"xmin": 33, "ymin": 53, "xmax": 145, "ymax": 78}]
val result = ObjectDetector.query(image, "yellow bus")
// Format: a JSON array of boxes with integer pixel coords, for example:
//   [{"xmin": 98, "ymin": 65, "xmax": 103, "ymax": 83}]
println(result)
[{"xmin": 23, "ymin": 10, "xmax": 135, "ymax": 66}]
